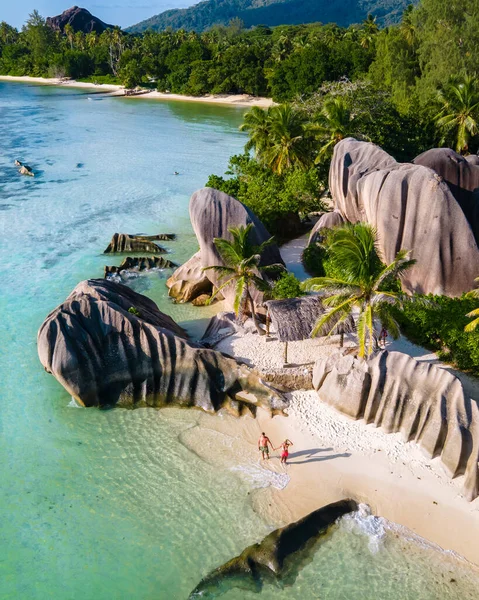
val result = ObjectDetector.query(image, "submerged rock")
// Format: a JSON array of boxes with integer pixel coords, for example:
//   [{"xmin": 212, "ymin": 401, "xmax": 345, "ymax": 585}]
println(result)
[
  {"xmin": 313, "ymin": 350, "xmax": 479, "ymax": 501},
  {"xmin": 166, "ymin": 188, "xmax": 284, "ymax": 307},
  {"xmin": 104, "ymin": 256, "xmax": 177, "ymax": 277},
  {"xmin": 317, "ymin": 138, "xmax": 479, "ymax": 296},
  {"xmin": 104, "ymin": 233, "xmax": 167, "ymax": 254},
  {"xmin": 189, "ymin": 499, "xmax": 358, "ymax": 598},
  {"xmin": 37, "ymin": 279, "xmax": 285, "ymax": 414}
]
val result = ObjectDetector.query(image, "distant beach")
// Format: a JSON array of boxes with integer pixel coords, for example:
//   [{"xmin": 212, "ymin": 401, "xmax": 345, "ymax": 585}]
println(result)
[{"xmin": 0, "ymin": 75, "xmax": 275, "ymax": 108}]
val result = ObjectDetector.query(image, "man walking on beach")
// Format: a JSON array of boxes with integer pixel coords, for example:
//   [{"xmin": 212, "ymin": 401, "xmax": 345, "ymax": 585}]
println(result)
[{"xmin": 258, "ymin": 432, "xmax": 273, "ymax": 460}]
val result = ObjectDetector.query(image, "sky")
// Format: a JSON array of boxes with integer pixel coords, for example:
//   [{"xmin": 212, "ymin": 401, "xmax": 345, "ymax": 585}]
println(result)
[{"xmin": 0, "ymin": 0, "xmax": 195, "ymax": 29}]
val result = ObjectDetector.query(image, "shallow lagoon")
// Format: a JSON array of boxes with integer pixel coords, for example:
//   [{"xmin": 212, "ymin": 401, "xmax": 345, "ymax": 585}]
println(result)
[{"xmin": 1, "ymin": 82, "xmax": 478, "ymax": 599}]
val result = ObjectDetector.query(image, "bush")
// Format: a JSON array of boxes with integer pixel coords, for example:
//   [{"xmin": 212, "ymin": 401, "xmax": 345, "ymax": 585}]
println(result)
[
  {"xmin": 302, "ymin": 243, "xmax": 326, "ymax": 276},
  {"xmin": 271, "ymin": 272, "xmax": 304, "ymax": 299},
  {"xmin": 393, "ymin": 295, "xmax": 479, "ymax": 374},
  {"xmin": 206, "ymin": 154, "xmax": 326, "ymax": 239}
]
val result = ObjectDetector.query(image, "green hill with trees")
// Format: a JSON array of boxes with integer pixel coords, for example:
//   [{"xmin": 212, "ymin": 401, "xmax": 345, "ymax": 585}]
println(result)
[{"xmin": 127, "ymin": 0, "xmax": 417, "ymax": 34}]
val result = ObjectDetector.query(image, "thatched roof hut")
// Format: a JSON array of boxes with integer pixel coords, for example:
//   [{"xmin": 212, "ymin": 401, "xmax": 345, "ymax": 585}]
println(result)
[{"xmin": 264, "ymin": 296, "xmax": 354, "ymax": 342}]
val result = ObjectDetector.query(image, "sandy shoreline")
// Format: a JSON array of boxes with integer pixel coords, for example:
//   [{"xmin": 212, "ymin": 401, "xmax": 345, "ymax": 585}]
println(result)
[
  {"xmin": 0, "ymin": 75, "xmax": 275, "ymax": 108},
  {"xmin": 190, "ymin": 327, "xmax": 479, "ymax": 567}
]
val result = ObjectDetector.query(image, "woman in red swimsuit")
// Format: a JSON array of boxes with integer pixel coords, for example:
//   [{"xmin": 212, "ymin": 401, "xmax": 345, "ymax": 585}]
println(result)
[{"xmin": 277, "ymin": 439, "xmax": 293, "ymax": 464}]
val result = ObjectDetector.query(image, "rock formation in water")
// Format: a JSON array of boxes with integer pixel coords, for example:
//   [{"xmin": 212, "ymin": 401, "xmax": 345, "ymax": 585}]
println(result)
[
  {"xmin": 37, "ymin": 279, "xmax": 285, "ymax": 414},
  {"xmin": 104, "ymin": 256, "xmax": 177, "ymax": 277},
  {"xmin": 104, "ymin": 233, "xmax": 167, "ymax": 254},
  {"xmin": 314, "ymin": 138, "xmax": 479, "ymax": 296},
  {"xmin": 312, "ymin": 351, "xmax": 479, "ymax": 501},
  {"xmin": 166, "ymin": 188, "xmax": 284, "ymax": 307},
  {"xmin": 46, "ymin": 6, "xmax": 114, "ymax": 34},
  {"xmin": 413, "ymin": 147, "xmax": 479, "ymax": 245},
  {"xmin": 189, "ymin": 499, "xmax": 358, "ymax": 598}
]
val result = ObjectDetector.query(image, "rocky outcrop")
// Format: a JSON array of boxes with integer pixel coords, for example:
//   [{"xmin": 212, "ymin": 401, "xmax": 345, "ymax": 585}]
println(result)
[
  {"xmin": 37, "ymin": 279, "xmax": 285, "ymax": 414},
  {"xmin": 313, "ymin": 351, "xmax": 479, "ymax": 501},
  {"xmin": 189, "ymin": 499, "xmax": 358, "ymax": 598},
  {"xmin": 308, "ymin": 211, "xmax": 344, "ymax": 245},
  {"xmin": 322, "ymin": 138, "xmax": 479, "ymax": 296},
  {"xmin": 104, "ymin": 256, "xmax": 177, "ymax": 277},
  {"xmin": 104, "ymin": 233, "xmax": 167, "ymax": 254},
  {"xmin": 166, "ymin": 252, "xmax": 213, "ymax": 303},
  {"xmin": 46, "ymin": 6, "xmax": 114, "ymax": 34},
  {"xmin": 166, "ymin": 188, "xmax": 284, "ymax": 307},
  {"xmin": 413, "ymin": 147, "xmax": 479, "ymax": 245}
]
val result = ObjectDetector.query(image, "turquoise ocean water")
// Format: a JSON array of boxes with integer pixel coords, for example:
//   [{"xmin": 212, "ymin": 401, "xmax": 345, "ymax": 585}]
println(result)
[{"xmin": 1, "ymin": 82, "xmax": 478, "ymax": 599}]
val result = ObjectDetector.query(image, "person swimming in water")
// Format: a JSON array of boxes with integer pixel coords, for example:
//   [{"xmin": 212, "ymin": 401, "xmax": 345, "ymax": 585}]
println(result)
[
  {"xmin": 277, "ymin": 439, "xmax": 293, "ymax": 464},
  {"xmin": 258, "ymin": 432, "xmax": 273, "ymax": 460}
]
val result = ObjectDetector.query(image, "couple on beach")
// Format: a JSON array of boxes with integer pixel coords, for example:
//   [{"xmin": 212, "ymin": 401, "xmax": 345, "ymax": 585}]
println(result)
[{"xmin": 258, "ymin": 432, "xmax": 293, "ymax": 464}]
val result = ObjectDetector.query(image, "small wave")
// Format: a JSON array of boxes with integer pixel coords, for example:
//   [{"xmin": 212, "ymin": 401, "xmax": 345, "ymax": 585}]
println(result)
[
  {"xmin": 68, "ymin": 397, "xmax": 83, "ymax": 408},
  {"xmin": 340, "ymin": 503, "xmax": 386, "ymax": 554},
  {"xmin": 230, "ymin": 463, "xmax": 290, "ymax": 490}
]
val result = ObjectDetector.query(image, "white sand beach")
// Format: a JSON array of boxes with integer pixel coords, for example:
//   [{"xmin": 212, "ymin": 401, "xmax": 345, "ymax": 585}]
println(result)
[
  {"xmin": 0, "ymin": 75, "xmax": 275, "ymax": 107},
  {"xmin": 184, "ymin": 326, "xmax": 479, "ymax": 566}
]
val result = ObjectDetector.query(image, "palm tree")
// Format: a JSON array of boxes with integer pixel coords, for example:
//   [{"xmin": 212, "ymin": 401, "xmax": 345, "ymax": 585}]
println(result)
[
  {"xmin": 435, "ymin": 74, "xmax": 479, "ymax": 154},
  {"xmin": 239, "ymin": 106, "xmax": 271, "ymax": 161},
  {"xmin": 311, "ymin": 97, "xmax": 361, "ymax": 162},
  {"xmin": 464, "ymin": 277, "xmax": 479, "ymax": 332},
  {"xmin": 399, "ymin": 4, "xmax": 416, "ymax": 47},
  {"xmin": 264, "ymin": 105, "xmax": 311, "ymax": 174},
  {"xmin": 203, "ymin": 224, "xmax": 283, "ymax": 330},
  {"xmin": 302, "ymin": 223, "xmax": 416, "ymax": 358},
  {"xmin": 240, "ymin": 105, "xmax": 311, "ymax": 174},
  {"xmin": 359, "ymin": 14, "xmax": 378, "ymax": 49}
]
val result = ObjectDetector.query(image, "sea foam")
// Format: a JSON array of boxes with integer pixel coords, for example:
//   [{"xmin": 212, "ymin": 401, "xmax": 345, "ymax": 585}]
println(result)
[{"xmin": 339, "ymin": 503, "xmax": 386, "ymax": 554}]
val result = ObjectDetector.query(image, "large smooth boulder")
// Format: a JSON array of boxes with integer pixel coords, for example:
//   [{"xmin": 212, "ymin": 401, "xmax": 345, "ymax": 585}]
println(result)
[
  {"xmin": 313, "ymin": 350, "xmax": 479, "ymax": 501},
  {"xmin": 166, "ymin": 252, "xmax": 213, "ymax": 303},
  {"xmin": 189, "ymin": 499, "xmax": 358, "ymax": 598},
  {"xmin": 325, "ymin": 138, "xmax": 479, "ymax": 296},
  {"xmin": 38, "ymin": 279, "xmax": 285, "ymax": 415},
  {"xmin": 329, "ymin": 138, "xmax": 397, "ymax": 223},
  {"xmin": 413, "ymin": 147, "xmax": 479, "ymax": 245},
  {"xmin": 308, "ymin": 211, "xmax": 344, "ymax": 245},
  {"xmin": 166, "ymin": 188, "xmax": 284, "ymax": 308}
]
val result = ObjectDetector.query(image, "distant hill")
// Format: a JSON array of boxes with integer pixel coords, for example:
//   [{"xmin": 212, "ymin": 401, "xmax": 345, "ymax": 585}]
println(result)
[
  {"xmin": 46, "ymin": 6, "xmax": 114, "ymax": 34},
  {"xmin": 127, "ymin": 0, "xmax": 418, "ymax": 34}
]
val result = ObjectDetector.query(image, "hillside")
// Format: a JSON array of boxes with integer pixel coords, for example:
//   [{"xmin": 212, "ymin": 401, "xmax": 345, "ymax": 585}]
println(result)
[{"xmin": 127, "ymin": 0, "xmax": 418, "ymax": 33}]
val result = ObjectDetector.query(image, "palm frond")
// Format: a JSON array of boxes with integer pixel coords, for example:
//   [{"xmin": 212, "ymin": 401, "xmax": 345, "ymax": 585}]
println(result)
[
  {"xmin": 233, "ymin": 276, "xmax": 246, "ymax": 315},
  {"xmin": 205, "ymin": 276, "xmax": 236, "ymax": 305},
  {"xmin": 310, "ymin": 297, "xmax": 355, "ymax": 337}
]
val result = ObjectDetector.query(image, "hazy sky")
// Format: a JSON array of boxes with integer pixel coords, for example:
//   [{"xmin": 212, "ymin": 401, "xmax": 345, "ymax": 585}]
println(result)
[{"xmin": 1, "ymin": 0, "xmax": 194, "ymax": 29}]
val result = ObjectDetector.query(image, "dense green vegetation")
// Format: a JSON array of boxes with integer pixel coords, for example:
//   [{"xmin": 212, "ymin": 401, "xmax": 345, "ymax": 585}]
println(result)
[
  {"xmin": 271, "ymin": 272, "xmax": 304, "ymax": 299},
  {"xmin": 127, "ymin": 0, "xmax": 416, "ymax": 34},
  {"xmin": 2, "ymin": 2, "xmax": 479, "ymax": 366},
  {"xmin": 393, "ymin": 296, "xmax": 479, "ymax": 374}
]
